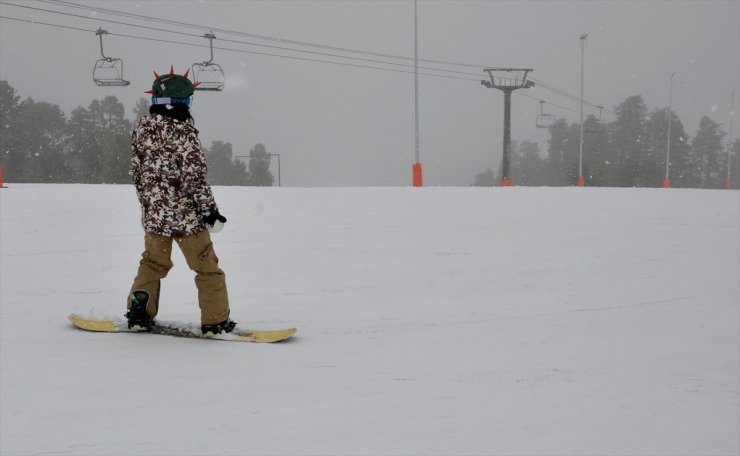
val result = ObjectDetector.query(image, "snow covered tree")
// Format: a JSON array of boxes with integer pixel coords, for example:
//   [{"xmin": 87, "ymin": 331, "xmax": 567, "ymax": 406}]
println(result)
[
  {"xmin": 13, "ymin": 98, "xmax": 68, "ymax": 182},
  {"xmin": 64, "ymin": 106, "xmax": 102, "ymax": 183},
  {"xmin": 511, "ymin": 140, "xmax": 545, "ymax": 186},
  {"xmin": 646, "ymin": 107, "xmax": 691, "ymax": 187},
  {"xmin": 89, "ymin": 96, "xmax": 132, "ymax": 184},
  {"xmin": 687, "ymin": 116, "xmax": 726, "ymax": 188},
  {"xmin": 0, "ymin": 80, "xmax": 21, "ymax": 182},
  {"xmin": 581, "ymin": 114, "xmax": 610, "ymax": 186},
  {"xmin": 246, "ymin": 143, "xmax": 274, "ymax": 187},
  {"xmin": 610, "ymin": 95, "xmax": 650, "ymax": 187},
  {"xmin": 205, "ymin": 141, "xmax": 249, "ymax": 185},
  {"xmin": 729, "ymin": 139, "xmax": 740, "ymax": 189},
  {"xmin": 544, "ymin": 118, "xmax": 579, "ymax": 186},
  {"xmin": 472, "ymin": 167, "xmax": 495, "ymax": 187},
  {"xmin": 133, "ymin": 97, "xmax": 150, "ymax": 122}
]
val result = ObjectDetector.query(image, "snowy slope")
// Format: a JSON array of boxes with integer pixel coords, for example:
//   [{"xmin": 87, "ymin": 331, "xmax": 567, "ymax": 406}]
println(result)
[{"xmin": 1, "ymin": 184, "xmax": 738, "ymax": 456}]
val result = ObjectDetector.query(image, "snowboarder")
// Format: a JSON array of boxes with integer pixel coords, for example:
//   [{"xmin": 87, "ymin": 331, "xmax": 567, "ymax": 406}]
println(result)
[{"xmin": 126, "ymin": 66, "xmax": 235, "ymax": 336}]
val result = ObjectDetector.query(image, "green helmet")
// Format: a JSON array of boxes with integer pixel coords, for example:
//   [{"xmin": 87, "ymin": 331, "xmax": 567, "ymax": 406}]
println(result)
[{"xmin": 146, "ymin": 66, "xmax": 197, "ymax": 104}]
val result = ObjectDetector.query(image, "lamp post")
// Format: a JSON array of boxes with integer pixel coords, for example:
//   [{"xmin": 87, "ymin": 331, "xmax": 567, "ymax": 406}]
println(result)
[
  {"xmin": 664, "ymin": 72, "xmax": 675, "ymax": 188},
  {"xmin": 578, "ymin": 33, "xmax": 588, "ymax": 187}
]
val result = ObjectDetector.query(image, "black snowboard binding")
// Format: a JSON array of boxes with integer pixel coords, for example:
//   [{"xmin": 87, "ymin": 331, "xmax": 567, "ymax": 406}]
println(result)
[
  {"xmin": 201, "ymin": 319, "xmax": 237, "ymax": 336},
  {"xmin": 126, "ymin": 290, "xmax": 153, "ymax": 331}
]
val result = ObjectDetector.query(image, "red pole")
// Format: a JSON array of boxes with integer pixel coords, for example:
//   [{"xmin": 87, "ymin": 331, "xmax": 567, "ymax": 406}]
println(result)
[
  {"xmin": 412, "ymin": 163, "xmax": 423, "ymax": 187},
  {"xmin": 578, "ymin": 175, "xmax": 585, "ymax": 187},
  {"xmin": 663, "ymin": 179, "xmax": 671, "ymax": 188}
]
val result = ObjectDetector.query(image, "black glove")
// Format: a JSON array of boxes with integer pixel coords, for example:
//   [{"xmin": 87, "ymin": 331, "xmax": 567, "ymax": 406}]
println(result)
[{"xmin": 204, "ymin": 211, "xmax": 227, "ymax": 233}]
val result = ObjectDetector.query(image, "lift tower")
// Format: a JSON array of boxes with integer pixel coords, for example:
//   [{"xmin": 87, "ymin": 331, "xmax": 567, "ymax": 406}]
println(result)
[{"xmin": 482, "ymin": 68, "xmax": 534, "ymax": 186}]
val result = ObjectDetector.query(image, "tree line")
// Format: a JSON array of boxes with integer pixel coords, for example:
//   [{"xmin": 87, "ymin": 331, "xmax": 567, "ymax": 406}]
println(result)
[
  {"xmin": 474, "ymin": 95, "xmax": 740, "ymax": 188},
  {"xmin": 1, "ymin": 80, "xmax": 736, "ymax": 188},
  {"xmin": 0, "ymin": 80, "xmax": 274, "ymax": 186}
]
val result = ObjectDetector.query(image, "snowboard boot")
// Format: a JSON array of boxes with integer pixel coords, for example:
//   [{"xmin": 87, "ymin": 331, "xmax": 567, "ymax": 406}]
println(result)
[
  {"xmin": 201, "ymin": 318, "xmax": 237, "ymax": 336},
  {"xmin": 126, "ymin": 290, "xmax": 153, "ymax": 331}
]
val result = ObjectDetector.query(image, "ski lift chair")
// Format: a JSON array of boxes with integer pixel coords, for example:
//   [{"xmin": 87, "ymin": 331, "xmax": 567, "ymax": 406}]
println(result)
[
  {"xmin": 92, "ymin": 28, "xmax": 130, "ymax": 87},
  {"xmin": 584, "ymin": 105, "xmax": 606, "ymax": 134},
  {"xmin": 536, "ymin": 100, "xmax": 556, "ymax": 128},
  {"xmin": 191, "ymin": 33, "xmax": 225, "ymax": 91},
  {"xmin": 584, "ymin": 119, "xmax": 606, "ymax": 134}
]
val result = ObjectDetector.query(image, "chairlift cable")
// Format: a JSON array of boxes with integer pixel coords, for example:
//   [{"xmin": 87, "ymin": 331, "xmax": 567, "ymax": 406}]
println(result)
[
  {"xmin": 0, "ymin": 13, "xmax": 94, "ymax": 33},
  {"xmin": 39, "ymin": 0, "xmax": 483, "ymax": 65},
  {"xmin": 1, "ymin": 5, "xmax": 609, "ymax": 118},
  {"xmin": 5, "ymin": 1, "xmax": 491, "ymax": 79},
  {"xmin": 0, "ymin": 13, "xmax": 482, "ymax": 83},
  {"xmin": 36, "ymin": 0, "xmax": 617, "ymax": 112},
  {"xmin": 0, "ymin": 14, "xmax": 594, "ymax": 118}
]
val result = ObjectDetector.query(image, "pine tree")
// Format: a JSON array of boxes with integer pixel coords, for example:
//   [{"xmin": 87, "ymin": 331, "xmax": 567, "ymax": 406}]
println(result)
[
  {"xmin": 688, "ymin": 116, "xmax": 727, "ymax": 188},
  {"xmin": 511, "ymin": 140, "xmax": 544, "ymax": 186},
  {"xmin": 545, "ymin": 119, "xmax": 579, "ymax": 186},
  {"xmin": 647, "ymin": 107, "xmax": 691, "ymax": 187},
  {"xmin": 89, "ymin": 96, "xmax": 132, "ymax": 184},
  {"xmin": 582, "ymin": 114, "xmax": 609, "ymax": 186},
  {"xmin": 64, "ymin": 106, "xmax": 102, "ymax": 183},
  {"xmin": 13, "ymin": 98, "xmax": 68, "ymax": 182},
  {"xmin": 246, "ymin": 143, "xmax": 275, "ymax": 187},
  {"xmin": 205, "ymin": 141, "xmax": 249, "ymax": 185},
  {"xmin": 728, "ymin": 139, "xmax": 740, "ymax": 189},
  {"xmin": 133, "ymin": 97, "xmax": 149, "ymax": 122},
  {"xmin": 0, "ymin": 80, "xmax": 21, "ymax": 182},
  {"xmin": 611, "ymin": 95, "xmax": 649, "ymax": 187},
  {"xmin": 472, "ymin": 168, "xmax": 494, "ymax": 187}
]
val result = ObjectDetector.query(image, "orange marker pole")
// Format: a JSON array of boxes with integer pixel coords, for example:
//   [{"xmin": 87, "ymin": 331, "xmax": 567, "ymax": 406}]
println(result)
[{"xmin": 412, "ymin": 163, "xmax": 423, "ymax": 187}]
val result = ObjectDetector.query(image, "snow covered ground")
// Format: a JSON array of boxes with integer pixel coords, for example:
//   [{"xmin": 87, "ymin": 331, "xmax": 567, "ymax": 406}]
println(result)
[{"xmin": 1, "ymin": 184, "xmax": 738, "ymax": 456}]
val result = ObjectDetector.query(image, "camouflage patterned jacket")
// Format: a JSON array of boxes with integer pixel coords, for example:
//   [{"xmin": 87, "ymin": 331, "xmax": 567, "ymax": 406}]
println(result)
[{"xmin": 129, "ymin": 114, "xmax": 218, "ymax": 237}]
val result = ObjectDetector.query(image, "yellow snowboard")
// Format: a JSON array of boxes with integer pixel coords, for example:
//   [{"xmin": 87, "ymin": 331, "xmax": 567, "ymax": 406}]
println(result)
[{"xmin": 69, "ymin": 314, "xmax": 297, "ymax": 343}]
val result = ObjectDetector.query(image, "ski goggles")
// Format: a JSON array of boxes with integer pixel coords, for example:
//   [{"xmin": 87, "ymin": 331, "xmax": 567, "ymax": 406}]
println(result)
[{"xmin": 151, "ymin": 96, "xmax": 192, "ymax": 106}]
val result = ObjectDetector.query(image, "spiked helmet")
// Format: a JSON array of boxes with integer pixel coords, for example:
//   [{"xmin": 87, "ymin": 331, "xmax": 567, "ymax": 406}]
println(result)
[{"xmin": 146, "ymin": 66, "xmax": 200, "ymax": 105}]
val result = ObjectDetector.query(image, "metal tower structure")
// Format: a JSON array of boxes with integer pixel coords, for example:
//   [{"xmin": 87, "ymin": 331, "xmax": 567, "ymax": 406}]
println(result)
[{"xmin": 481, "ymin": 68, "xmax": 535, "ymax": 186}]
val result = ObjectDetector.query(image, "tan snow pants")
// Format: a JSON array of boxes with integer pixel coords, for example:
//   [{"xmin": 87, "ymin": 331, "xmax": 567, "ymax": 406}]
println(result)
[{"xmin": 128, "ymin": 230, "xmax": 230, "ymax": 325}]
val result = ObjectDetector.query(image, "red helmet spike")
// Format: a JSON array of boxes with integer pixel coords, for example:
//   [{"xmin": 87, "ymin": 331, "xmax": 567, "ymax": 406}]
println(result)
[
  {"xmin": 145, "ymin": 89, "xmax": 156, "ymax": 94},
  {"xmin": 170, "ymin": 65, "xmax": 175, "ymax": 76},
  {"xmin": 183, "ymin": 68, "xmax": 190, "ymax": 79},
  {"xmin": 193, "ymin": 81, "xmax": 202, "ymax": 88},
  {"xmin": 153, "ymin": 71, "xmax": 161, "ymax": 80}
]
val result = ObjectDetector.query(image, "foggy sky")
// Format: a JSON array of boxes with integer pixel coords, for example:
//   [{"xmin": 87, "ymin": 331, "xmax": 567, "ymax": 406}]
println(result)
[{"xmin": 1, "ymin": 0, "xmax": 738, "ymax": 187}]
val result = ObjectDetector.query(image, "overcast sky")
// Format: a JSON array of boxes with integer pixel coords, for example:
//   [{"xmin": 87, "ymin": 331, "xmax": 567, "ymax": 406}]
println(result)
[{"xmin": 1, "ymin": 0, "xmax": 738, "ymax": 186}]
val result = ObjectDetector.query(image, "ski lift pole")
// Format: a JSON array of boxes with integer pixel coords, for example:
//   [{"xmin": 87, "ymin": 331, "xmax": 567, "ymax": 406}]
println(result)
[{"xmin": 481, "ymin": 68, "xmax": 535, "ymax": 186}]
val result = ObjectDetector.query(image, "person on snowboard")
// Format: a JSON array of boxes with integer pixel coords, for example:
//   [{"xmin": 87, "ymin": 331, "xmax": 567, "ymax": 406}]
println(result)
[{"xmin": 126, "ymin": 66, "xmax": 235, "ymax": 336}]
